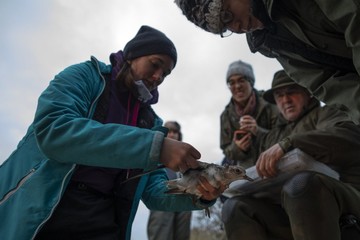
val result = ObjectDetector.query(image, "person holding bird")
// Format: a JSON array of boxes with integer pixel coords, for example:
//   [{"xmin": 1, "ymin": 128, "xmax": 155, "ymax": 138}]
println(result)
[{"xmin": 0, "ymin": 25, "xmax": 227, "ymax": 240}]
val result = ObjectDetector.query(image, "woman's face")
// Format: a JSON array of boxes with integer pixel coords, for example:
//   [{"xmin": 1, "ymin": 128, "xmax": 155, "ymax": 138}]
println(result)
[
  {"xmin": 227, "ymin": 74, "xmax": 253, "ymax": 105},
  {"xmin": 128, "ymin": 54, "xmax": 174, "ymax": 91}
]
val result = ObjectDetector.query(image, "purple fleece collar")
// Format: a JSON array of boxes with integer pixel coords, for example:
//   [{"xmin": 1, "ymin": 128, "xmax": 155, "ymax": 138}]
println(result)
[{"xmin": 109, "ymin": 50, "xmax": 159, "ymax": 104}]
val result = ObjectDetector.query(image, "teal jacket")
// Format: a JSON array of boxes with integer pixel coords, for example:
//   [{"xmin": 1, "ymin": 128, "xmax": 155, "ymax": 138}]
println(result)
[{"xmin": 0, "ymin": 56, "xmax": 210, "ymax": 240}]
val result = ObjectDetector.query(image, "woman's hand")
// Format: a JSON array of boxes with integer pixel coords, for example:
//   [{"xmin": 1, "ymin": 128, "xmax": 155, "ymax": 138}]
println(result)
[{"xmin": 160, "ymin": 137, "xmax": 201, "ymax": 173}]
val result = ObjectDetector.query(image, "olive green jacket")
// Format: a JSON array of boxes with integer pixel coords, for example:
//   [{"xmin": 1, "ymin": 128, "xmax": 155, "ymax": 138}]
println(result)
[
  {"xmin": 258, "ymin": 99, "xmax": 360, "ymax": 191},
  {"xmin": 220, "ymin": 90, "xmax": 278, "ymax": 168},
  {"xmin": 248, "ymin": 0, "xmax": 360, "ymax": 123}
]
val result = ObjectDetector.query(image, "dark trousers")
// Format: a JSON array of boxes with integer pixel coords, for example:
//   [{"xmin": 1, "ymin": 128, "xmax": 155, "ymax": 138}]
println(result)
[
  {"xmin": 35, "ymin": 182, "xmax": 120, "ymax": 240},
  {"xmin": 222, "ymin": 173, "xmax": 360, "ymax": 240},
  {"xmin": 147, "ymin": 210, "xmax": 192, "ymax": 240}
]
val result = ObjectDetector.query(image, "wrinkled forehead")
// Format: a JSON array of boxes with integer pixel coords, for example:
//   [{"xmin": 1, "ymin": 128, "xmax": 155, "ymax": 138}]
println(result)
[{"xmin": 274, "ymin": 85, "xmax": 305, "ymax": 94}]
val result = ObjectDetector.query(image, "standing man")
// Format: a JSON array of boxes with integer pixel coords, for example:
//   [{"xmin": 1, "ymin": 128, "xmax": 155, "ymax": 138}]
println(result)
[
  {"xmin": 147, "ymin": 121, "xmax": 192, "ymax": 240},
  {"xmin": 221, "ymin": 70, "xmax": 360, "ymax": 240},
  {"xmin": 175, "ymin": 0, "xmax": 360, "ymax": 124}
]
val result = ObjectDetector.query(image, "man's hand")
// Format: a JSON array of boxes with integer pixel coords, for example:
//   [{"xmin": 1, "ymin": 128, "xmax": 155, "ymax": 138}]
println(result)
[
  {"xmin": 160, "ymin": 137, "xmax": 201, "ymax": 173},
  {"xmin": 256, "ymin": 143, "xmax": 285, "ymax": 178},
  {"xmin": 233, "ymin": 131, "xmax": 252, "ymax": 151},
  {"xmin": 239, "ymin": 115, "xmax": 258, "ymax": 135}
]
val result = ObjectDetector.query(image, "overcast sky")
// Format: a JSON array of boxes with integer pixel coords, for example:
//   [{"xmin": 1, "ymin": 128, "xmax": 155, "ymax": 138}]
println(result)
[{"xmin": 0, "ymin": 0, "xmax": 282, "ymax": 239}]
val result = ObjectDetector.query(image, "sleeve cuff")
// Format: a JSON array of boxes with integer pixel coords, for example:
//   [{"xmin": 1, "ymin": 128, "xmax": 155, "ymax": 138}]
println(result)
[
  {"xmin": 194, "ymin": 198, "xmax": 216, "ymax": 209},
  {"xmin": 278, "ymin": 137, "xmax": 293, "ymax": 153}
]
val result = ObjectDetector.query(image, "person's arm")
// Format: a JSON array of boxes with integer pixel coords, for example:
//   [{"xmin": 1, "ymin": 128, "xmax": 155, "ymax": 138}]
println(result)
[
  {"xmin": 288, "ymin": 106, "xmax": 360, "ymax": 167},
  {"xmin": 314, "ymin": 0, "xmax": 360, "ymax": 75},
  {"xmin": 220, "ymin": 111, "xmax": 251, "ymax": 162},
  {"xmin": 256, "ymin": 105, "xmax": 360, "ymax": 178},
  {"xmin": 273, "ymin": 1, "xmax": 360, "ymax": 124},
  {"xmin": 33, "ymin": 61, "xmax": 170, "ymax": 171}
]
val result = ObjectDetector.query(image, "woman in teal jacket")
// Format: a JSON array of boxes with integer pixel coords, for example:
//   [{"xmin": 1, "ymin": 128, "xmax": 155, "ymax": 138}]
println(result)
[{"xmin": 0, "ymin": 25, "xmax": 221, "ymax": 240}]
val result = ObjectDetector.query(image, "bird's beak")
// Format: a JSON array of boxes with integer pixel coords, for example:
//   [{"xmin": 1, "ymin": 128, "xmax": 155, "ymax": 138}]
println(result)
[{"xmin": 244, "ymin": 175, "xmax": 254, "ymax": 182}]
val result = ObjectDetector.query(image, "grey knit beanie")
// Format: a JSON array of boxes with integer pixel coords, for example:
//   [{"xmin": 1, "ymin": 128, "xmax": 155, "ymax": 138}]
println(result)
[{"xmin": 226, "ymin": 60, "xmax": 255, "ymax": 86}]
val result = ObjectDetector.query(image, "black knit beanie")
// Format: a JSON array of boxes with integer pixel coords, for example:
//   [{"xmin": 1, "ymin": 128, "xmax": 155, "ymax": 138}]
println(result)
[{"xmin": 123, "ymin": 25, "xmax": 177, "ymax": 67}]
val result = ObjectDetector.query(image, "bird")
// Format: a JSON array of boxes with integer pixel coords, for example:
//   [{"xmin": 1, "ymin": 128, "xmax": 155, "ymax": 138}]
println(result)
[{"xmin": 164, "ymin": 161, "xmax": 253, "ymax": 217}]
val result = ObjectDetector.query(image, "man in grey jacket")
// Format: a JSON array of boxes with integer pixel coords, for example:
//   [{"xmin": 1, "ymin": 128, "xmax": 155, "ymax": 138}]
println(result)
[{"xmin": 221, "ymin": 70, "xmax": 360, "ymax": 240}]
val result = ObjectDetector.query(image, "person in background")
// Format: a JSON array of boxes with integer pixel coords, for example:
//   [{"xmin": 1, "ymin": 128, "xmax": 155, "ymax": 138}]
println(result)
[
  {"xmin": 221, "ymin": 70, "xmax": 360, "ymax": 240},
  {"xmin": 175, "ymin": 0, "xmax": 360, "ymax": 125},
  {"xmin": 0, "ymin": 25, "xmax": 226, "ymax": 240},
  {"xmin": 147, "ymin": 121, "xmax": 192, "ymax": 240},
  {"xmin": 220, "ymin": 60, "xmax": 278, "ymax": 168}
]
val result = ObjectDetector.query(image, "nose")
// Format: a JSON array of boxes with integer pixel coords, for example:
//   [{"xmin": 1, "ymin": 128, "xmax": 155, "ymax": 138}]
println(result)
[
  {"xmin": 276, "ymin": 94, "xmax": 291, "ymax": 105},
  {"xmin": 281, "ymin": 94, "xmax": 293, "ymax": 104},
  {"xmin": 234, "ymin": 81, "xmax": 243, "ymax": 88},
  {"xmin": 227, "ymin": 21, "xmax": 243, "ymax": 34},
  {"xmin": 151, "ymin": 69, "xmax": 164, "ymax": 85}
]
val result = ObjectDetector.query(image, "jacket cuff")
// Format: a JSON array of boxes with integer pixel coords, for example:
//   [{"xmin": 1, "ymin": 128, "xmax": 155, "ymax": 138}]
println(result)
[
  {"xmin": 278, "ymin": 137, "xmax": 293, "ymax": 153},
  {"xmin": 147, "ymin": 131, "xmax": 165, "ymax": 170},
  {"xmin": 194, "ymin": 198, "xmax": 216, "ymax": 209}
]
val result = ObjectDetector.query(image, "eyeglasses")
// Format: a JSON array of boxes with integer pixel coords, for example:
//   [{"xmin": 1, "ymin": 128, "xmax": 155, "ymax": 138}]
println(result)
[{"xmin": 220, "ymin": 9, "xmax": 233, "ymax": 38}]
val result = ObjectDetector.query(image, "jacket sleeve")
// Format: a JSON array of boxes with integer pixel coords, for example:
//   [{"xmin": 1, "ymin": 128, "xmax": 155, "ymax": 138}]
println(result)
[
  {"xmin": 314, "ymin": 0, "xmax": 360, "ymax": 75},
  {"xmin": 33, "ymin": 61, "xmax": 162, "ymax": 171},
  {"xmin": 288, "ymin": 106, "xmax": 360, "ymax": 167},
  {"xmin": 278, "ymin": 0, "xmax": 360, "ymax": 124},
  {"xmin": 315, "ymin": 0, "xmax": 360, "ymax": 122},
  {"xmin": 220, "ymin": 111, "xmax": 251, "ymax": 163}
]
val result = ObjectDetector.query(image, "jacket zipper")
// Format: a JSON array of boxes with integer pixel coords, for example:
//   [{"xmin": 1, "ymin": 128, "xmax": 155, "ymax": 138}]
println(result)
[
  {"xmin": 0, "ymin": 168, "xmax": 36, "ymax": 205},
  {"xmin": 32, "ymin": 58, "xmax": 105, "ymax": 239},
  {"xmin": 31, "ymin": 164, "xmax": 76, "ymax": 240},
  {"xmin": 87, "ymin": 56, "xmax": 106, "ymax": 118}
]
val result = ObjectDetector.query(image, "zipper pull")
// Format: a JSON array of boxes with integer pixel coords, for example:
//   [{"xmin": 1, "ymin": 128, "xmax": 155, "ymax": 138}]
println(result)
[{"xmin": 126, "ymin": 169, "xmax": 130, "ymax": 179}]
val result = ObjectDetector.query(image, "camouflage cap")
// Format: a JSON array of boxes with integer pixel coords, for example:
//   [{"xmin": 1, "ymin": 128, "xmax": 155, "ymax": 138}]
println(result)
[{"xmin": 174, "ymin": 0, "xmax": 224, "ymax": 34}]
